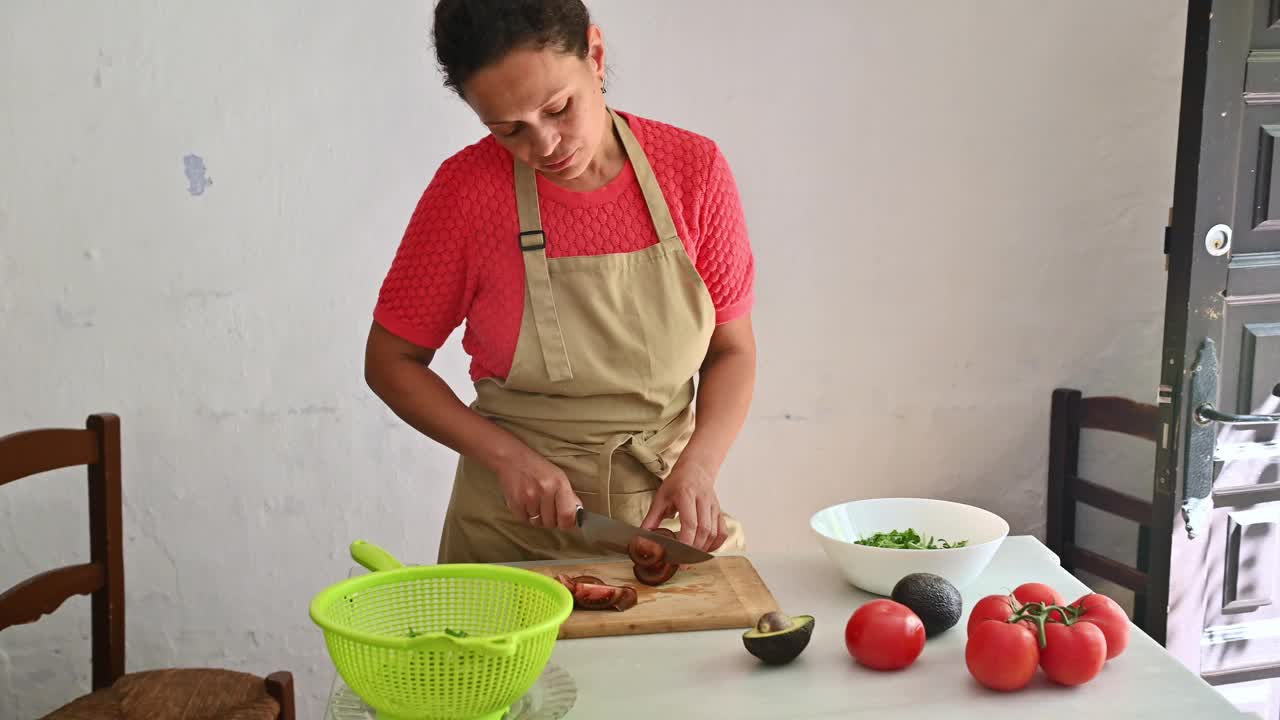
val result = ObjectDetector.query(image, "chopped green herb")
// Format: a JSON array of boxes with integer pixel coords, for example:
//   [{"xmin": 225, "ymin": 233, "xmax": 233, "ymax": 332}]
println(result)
[
  {"xmin": 854, "ymin": 528, "xmax": 968, "ymax": 550},
  {"xmin": 406, "ymin": 627, "xmax": 469, "ymax": 639}
]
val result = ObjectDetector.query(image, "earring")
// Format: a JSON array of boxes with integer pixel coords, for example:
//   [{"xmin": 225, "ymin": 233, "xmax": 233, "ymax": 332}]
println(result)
[{"xmin": 601, "ymin": 80, "xmax": 607, "ymax": 94}]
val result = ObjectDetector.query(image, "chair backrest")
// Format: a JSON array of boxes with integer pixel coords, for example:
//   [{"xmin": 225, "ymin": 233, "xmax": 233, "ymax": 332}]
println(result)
[
  {"xmin": 1074, "ymin": 394, "xmax": 1159, "ymax": 443},
  {"xmin": 1049, "ymin": 390, "xmax": 1158, "ymax": 527},
  {"xmin": 0, "ymin": 413, "xmax": 125, "ymax": 691},
  {"xmin": 1047, "ymin": 388, "xmax": 1160, "ymax": 634}
]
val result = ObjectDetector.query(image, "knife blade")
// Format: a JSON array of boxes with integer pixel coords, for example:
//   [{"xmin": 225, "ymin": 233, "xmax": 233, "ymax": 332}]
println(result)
[{"xmin": 574, "ymin": 506, "xmax": 713, "ymax": 564}]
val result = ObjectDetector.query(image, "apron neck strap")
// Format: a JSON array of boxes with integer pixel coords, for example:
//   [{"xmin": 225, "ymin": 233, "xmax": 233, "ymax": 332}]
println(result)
[
  {"xmin": 607, "ymin": 107, "xmax": 680, "ymax": 246},
  {"xmin": 514, "ymin": 161, "xmax": 545, "ymax": 249},
  {"xmin": 513, "ymin": 146, "xmax": 573, "ymax": 382},
  {"xmin": 512, "ymin": 108, "xmax": 682, "ymax": 249},
  {"xmin": 506, "ymin": 107, "xmax": 692, "ymax": 386}
]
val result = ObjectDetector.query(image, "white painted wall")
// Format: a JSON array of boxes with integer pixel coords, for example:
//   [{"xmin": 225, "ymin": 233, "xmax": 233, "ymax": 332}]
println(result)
[{"xmin": 0, "ymin": 1, "xmax": 1186, "ymax": 717}]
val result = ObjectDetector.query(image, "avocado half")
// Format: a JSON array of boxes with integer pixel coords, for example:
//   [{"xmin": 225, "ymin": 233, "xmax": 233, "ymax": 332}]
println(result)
[{"xmin": 742, "ymin": 611, "xmax": 815, "ymax": 665}]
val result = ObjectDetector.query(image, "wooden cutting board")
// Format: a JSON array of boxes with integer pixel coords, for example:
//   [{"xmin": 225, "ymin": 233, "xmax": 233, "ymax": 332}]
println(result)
[{"xmin": 523, "ymin": 555, "xmax": 780, "ymax": 639}]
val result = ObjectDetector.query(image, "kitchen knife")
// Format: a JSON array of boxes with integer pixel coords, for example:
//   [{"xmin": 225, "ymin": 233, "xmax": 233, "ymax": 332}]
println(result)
[{"xmin": 574, "ymin": 506, "xmax": 714, "ymax": 564}]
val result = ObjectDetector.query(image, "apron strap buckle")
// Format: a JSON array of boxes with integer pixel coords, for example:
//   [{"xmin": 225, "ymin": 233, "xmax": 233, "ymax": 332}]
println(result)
[{"xmin": 519, "ymin": 230, "xmax": 546, "ymax": 252}]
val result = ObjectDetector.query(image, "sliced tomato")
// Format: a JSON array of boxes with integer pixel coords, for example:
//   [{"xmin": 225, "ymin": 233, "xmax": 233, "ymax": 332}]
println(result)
[
  {"xmin": 633, "ymin": 560, "xmax": 678, "ymax": 586},
  {"xmin": 628, "ymin": 535, "xmax": 665, "ymax": 567},
  {"xmin": 573, "ymin": 582, "xmax": 622, "ymax": 610},
  {"xmin": 613, "ymin": 586, "xmax": 638, "ymax": 611}
]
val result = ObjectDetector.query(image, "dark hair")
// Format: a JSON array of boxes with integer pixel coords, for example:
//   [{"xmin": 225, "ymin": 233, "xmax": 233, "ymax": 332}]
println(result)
[{"xmin": 432, "ymin": 0, "xmax": 593, "ymax": 97}]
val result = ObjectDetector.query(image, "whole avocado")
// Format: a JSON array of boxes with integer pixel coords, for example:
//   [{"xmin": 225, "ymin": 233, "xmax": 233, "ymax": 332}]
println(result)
[{"xmin": 890, "ymin": 572, "xmax": 962, "ymax": 637}]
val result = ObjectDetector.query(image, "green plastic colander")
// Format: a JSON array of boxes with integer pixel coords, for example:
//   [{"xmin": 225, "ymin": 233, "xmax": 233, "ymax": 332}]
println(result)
[{"xmin": 309, "ymin": 541, "xmax": 574, "ymax": 720}]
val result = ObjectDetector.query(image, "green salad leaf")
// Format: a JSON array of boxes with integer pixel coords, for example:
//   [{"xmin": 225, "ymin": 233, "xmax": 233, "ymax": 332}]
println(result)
[{"xmin": 854, "ymin": 528, "xmax": 968, "ymax": 549}]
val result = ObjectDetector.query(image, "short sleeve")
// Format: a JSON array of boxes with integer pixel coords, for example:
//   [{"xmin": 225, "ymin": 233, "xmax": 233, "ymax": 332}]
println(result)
[
  {"xmin": 696, "ymin": 145, "xmax": 755, "ymax": 324},
  {"xmin": 372, "ymin": 159, "xmax": 472, "ymax": 348}
]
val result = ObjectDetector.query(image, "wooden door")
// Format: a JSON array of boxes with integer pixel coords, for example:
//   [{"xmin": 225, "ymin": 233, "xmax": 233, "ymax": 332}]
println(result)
[{"xmin": 1156, "ymin": 1, "xmax": 1280, "ymax": 714}]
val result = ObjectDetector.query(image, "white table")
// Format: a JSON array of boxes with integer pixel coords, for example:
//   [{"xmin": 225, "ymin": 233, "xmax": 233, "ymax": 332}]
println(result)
[{"xmin": 325, "ymin": 536, "xmax": 1246, "ymax": 719}]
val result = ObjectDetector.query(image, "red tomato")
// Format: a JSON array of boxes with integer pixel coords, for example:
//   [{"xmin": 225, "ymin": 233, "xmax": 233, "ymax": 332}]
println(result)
[
  {"xmin": 1013, "ymin": 582, "xmax": 1066, "ymax": 607},
  {"xmin": 1039, "ymin": 620, "xmax": 1107, "ymax": 686},
  {"xmin": 845, "ymin": 599, "xmax": 926, "ymax": 671},
  {"xmin": 1072, "ymin": 593, "xmax": 1129, "ymax": 660},
  {"xmin": 967, "ymin": 594, "xmax": 1020, "ymax": 636},
  {"xmin": 1012, "ymin": 582, "xmax": 1068, "ymax": 621},
  {"xmin": 966, "ymin": 619, "xmax": 1041, "ymax": 691}
]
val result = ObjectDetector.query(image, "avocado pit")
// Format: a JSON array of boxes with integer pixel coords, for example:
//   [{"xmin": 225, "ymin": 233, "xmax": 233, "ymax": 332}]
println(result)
[
  {"xmin": 742, "ymin": 611, "xmax": 814, "ymax": 665},
  {"xmin": 755, "ymin": 611, "xmax": 792, "ymax": 634}
]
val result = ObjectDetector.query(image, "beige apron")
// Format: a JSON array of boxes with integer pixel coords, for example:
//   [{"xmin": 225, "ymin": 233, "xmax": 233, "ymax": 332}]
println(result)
[{"xmin": 436, "ymin": 108, "xmax": 746, "ymax": 563}]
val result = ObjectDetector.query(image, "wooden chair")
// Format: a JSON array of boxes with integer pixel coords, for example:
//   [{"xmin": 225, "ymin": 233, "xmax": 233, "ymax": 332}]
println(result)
[
  {"xmin": 1046, "ymin": 389, "xmax": 1159, "ymax": 634},
  {"xmin": 0, "ymin": 413, "xmax": 296, "ymax": 720}
]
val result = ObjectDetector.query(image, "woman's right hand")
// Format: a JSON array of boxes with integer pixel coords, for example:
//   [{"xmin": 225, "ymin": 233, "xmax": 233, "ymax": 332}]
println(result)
[{"xmin": 495, "ymin": 451, "xmax": 583, "ymax": 530}]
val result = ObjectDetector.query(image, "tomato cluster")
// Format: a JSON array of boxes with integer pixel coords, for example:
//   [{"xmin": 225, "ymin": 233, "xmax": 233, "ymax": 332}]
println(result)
[
  {"xmin": 965, "ymin": 582, "xmax": 1130, "ymax": 691},
  {"xmin": 840, "ymin": 580, "xmax": 1129, "ymax": 693}
]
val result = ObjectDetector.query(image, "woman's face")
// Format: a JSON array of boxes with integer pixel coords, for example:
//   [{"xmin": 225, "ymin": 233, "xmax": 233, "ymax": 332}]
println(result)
[{"xmin": 463, "ymin": 26, "xmax": 609, "ymax": 181}]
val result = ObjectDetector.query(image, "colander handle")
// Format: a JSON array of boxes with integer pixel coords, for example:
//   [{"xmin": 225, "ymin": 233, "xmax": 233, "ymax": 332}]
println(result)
[
  {"xmin": 448, "ymin": 634, "xmax": 519, "ymax": 657},
  {"xmin": 350, "ymin": 540, "xmax": 404, "ymax": 572}
]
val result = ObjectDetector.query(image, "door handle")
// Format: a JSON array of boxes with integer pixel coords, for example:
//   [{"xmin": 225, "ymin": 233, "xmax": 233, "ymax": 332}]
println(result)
[
  {"xmin": 1182, "ymin": 339, "xmax": 1219, "ymax": 540},
  {"xmin": 1195, "ymin": 385, "xmax": 1280, "ymax": 425},
  {"xmin": 1183, "ymin": 344, "xmax": 1280, "ymax": 539}
]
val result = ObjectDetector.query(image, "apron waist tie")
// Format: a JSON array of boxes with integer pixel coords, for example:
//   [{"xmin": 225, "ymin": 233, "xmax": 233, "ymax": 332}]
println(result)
[{"xmin": 596, "ymin": 433, "xmax": 672, "ymax": 518}]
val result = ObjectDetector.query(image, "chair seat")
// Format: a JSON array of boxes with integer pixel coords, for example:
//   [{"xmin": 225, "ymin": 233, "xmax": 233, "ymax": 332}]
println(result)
[{"xmin": 42, "ymin": 668, "xmax": 279, "ymax": 720}]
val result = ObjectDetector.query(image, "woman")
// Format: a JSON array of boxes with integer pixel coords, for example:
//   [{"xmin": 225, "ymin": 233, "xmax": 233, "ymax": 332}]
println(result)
[{"xmin": 364, "ymin": 0, "xmax": 757, "ymax": 563}]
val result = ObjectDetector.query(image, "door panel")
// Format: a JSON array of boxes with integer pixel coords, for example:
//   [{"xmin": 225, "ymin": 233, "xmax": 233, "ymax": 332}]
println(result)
[
  {"xmin": 1216, "ymin": 303, "xmax": 1280, "ymax": 495},
  {"xmin": 1200, "ymin": 502, "xmax": 1280, "ymax": 676},
  {"xmin": 1221, "ymin": 506, "xmax": 1280, "ymax": 614},
  {"xmin": 1160, "ymin": 0, "xmax": 1280, "ymax": 714},
  {"xmin": 1234, "ymin": 109, "xmax": 1280, "ymax": 254},
  {"xmin": 1239, "ymin": 322, "xmax": 1280, "ymax": 415},
  {"xmin": 1213, "ymin": 677, "xmax": 1280, "ymax": 718},
  {"xmin": 1251, "ymin": 0, "xmax": 1280, "ymax": 50}
]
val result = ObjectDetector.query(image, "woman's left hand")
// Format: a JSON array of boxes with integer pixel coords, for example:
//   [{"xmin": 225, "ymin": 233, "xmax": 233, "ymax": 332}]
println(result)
[{"xmin": 640, "ymin": 457, "xmax": 728, "ymax": 552}]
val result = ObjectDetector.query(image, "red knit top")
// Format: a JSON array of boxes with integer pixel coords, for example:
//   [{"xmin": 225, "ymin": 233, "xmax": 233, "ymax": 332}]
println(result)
[{"xmin": 373, "ymin": 110, "xmax": 755, "ymax": 383}]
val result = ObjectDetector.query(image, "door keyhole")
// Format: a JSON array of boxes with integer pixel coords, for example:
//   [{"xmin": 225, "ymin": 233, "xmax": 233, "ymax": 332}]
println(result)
[{"xmin": 1205, "ymin": 224, "xmax": 1232, "ymax": 256}]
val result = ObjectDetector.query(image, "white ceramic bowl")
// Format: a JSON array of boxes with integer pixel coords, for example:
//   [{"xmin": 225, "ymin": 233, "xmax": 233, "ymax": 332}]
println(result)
[{"xmin": 810, "ymin": 497, "xmax": 1009, "ymax": 596}]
